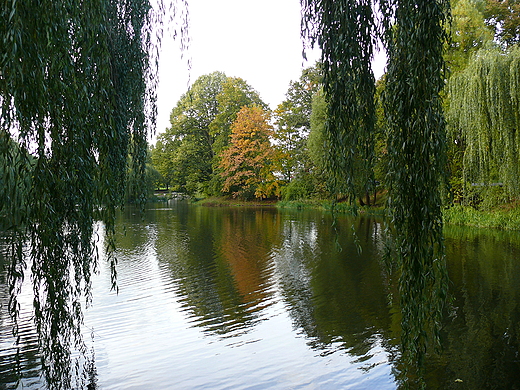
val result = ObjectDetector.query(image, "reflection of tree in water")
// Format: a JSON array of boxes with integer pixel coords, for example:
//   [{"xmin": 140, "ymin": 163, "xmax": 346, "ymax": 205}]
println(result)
[
  {"xmin": 153, "ymin": 205, "xmax": 282, "ymax": 338},
  {"xmin": 427, "ymin": 227, "xmax": 520, "ymax": 389},
  {"xmin": 217, "ymin": 208, "xmax": 283, "ymax": 310},
  {"xmin": 8, "ymin": 202, "xmax": 520, "ymax": 389},
  {"xmin": 274, "ymin": 212, "xmax": 398, "ymax": 361}
]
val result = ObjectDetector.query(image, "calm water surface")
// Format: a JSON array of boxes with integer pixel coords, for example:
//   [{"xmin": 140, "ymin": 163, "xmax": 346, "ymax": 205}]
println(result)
[{"xmin": 1, "ymin": 201, "xmax": 520, "ymax": 389}]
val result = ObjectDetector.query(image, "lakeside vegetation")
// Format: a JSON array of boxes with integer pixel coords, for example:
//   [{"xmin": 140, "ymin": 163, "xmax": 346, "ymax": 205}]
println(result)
[
  {"xmin": 182, "ymin": 194, "xmax": 520, "ymax": 231},
  {"xmin": 444, "ymin": 203, "xmax": 520, "ymax": 230},
  {"xmin": 149, "ymin": 0, "xmax": 520, "ymax": 227},
  {"xmin": 3, "ymin": 0, "xmax": 520, "ymax": 388},
  {"xmin": 146, "ymin": 1, "xmax": 520, "ymax": 382}
]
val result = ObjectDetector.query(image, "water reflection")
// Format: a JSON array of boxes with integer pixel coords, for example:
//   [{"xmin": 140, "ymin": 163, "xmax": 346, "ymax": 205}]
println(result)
[
  {"xmin": 0, "ymin": 248, "xmax": 43, "ymax": 388},
  {"xmin": 1, "ymin": 202, "xmax": 520, "ymax": 388},
  {"xmin": 111, "ymin": 203, "xmax": 397, "ymax": 388},
  {"xmin": 274, "ymin": 213, "xmax": 395, "ymax": 356},
  {"xmin": 428, "ymin": 226, "xmax": 520, "ymax": 389},
  {"xmin": 149, "ymin": 205, "xmax": 281, "ymax": 338}
]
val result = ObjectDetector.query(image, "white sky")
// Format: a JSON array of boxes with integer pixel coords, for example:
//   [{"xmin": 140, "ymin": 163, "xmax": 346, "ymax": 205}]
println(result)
[{"xmin": 155, "ymin": 0, "xmax": 387, "ymax": 140}]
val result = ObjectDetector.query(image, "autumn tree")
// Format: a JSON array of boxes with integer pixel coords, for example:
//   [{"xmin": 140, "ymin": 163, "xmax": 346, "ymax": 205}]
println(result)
[
  {"xmin": 152, "ymin": 73, "xmax": 266, "ymax": 196},
  {"xmin": 208, "ymin": 77, "xmax": 266, "ymax": 194},
  {"xmin": 219, "ymin": 106, "xmax": 280, "ymax": 199}
]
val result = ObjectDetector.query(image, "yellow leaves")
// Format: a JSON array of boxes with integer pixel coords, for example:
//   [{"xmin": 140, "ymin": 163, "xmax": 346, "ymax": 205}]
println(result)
[{"xmin": 219, "ymin": 106, "xmax": 281, "ymax": 199}]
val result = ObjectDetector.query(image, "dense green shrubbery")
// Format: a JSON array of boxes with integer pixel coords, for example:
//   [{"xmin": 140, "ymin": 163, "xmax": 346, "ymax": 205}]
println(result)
[{"xmin": 280, "ymin": 178, "xmax": 315, "ymax": 201}]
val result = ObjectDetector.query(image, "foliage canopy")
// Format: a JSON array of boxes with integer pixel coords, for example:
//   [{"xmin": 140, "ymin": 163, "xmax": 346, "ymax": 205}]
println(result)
[
  {"xmin": 0, "ymin": 0, "xmax": 187, "ymax": 387},
  {"xmin": 152, "ymin": 72, "xmax": 266, "ymax": 196},
  {"xmin": 448, "ymin": 46, "xmax": 520, "ymax": 207},
  {"xmin": 484, "ymin": 0, "xmax": 520, "ymax": 46}
]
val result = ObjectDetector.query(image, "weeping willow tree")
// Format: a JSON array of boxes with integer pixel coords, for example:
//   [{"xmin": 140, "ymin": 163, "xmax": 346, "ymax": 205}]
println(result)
[
  {"xmin": 0, "ymin": 0, "xmax": 187, "ymax": 388},
  {"xmin": 301, "ymin": 0, "xmax": 377, "ymax": 202},
  {"xmin": 448, "ymin": 46, "xmax": 520, "ymax": 207},
  {"xmin": 301, "ymin": 0, "xmax": 450, "ymax": 378},
  {"xmin": 381, "ymin": 0, "xmax": 450, "ymax": 375}
]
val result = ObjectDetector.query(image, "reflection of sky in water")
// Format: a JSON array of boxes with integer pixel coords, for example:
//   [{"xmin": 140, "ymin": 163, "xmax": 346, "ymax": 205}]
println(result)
[
  {"xmin": 82, "ymin": 207, "xmax": 397, "ymax": 389},
  {"xmin": 0, "ymin": 248, "xmax": 43, "ymax": 389},
  {"xmin": 5, "ymin": 205, "xmax": 520, "ymax": 389},
  {"xmin": 80, "ymin": 217, "xmax": 396, "ymax": 389}
]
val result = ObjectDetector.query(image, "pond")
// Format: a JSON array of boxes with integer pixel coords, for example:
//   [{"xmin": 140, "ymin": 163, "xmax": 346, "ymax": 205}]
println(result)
[{"xmin": 1, "ymin": 201, "xmax": 520, "ymax": 389}]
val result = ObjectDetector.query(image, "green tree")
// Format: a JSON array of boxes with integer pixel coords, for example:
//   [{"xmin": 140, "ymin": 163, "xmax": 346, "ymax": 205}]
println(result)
[
  {"xmin": 210, "ymin": 77, "xmax": 266, "ymax": 154},
  {"xmin": 0, "ymin": 0, "xmax": 187, "ymax": 387},
  {"xmin": 126, "ymin": 152, "xmax": 162, "ymax": 202},
  {"xmin": 447, "ymin": 0, "xmax": 495, "ymax": 74},
  {"xmin": 442, "ymin": 0, "xmax": 495, "ymax": 203},
  {"xmin": 219, "ymin": 106, "xmax": 280, "ymax": 199},
  {"xmin": 307, "ymin": 86, "xmax": 379, "ymax": 205},
  {"xmin": 307, "ymin": 90, "xmax": 327, "ymax": 172},
  {"xmin": 155, "ymin": 72, "xmax": 227, "ymax": 195},
  {"xmin": 484, "ymin": 0, "xmax": 520, "ymax": 46},
  {"xmin": 448, "ymin": 46, "xmax": 520, "ymax": 207},
  {"xmin": 273, "ymin": 66, "xmax": 321, "ymax": 183},
  {"xmin": 306, "ymin": 89, "xmax": 333, "ymax": 198},
  {"xmin": 150, "ymin": 139, "xmax": 179, "ymax": 189}
]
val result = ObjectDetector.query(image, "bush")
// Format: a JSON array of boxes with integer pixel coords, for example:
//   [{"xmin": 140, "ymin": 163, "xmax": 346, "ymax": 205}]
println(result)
[{"xmin": 281, "ymin": 178, "xmax": 314, "ymax": 201}]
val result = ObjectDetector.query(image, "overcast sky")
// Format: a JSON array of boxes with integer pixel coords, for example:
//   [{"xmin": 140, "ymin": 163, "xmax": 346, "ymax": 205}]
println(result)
[{"xmin": 155, "ymin": 0, "xmax": 386, "ymax": 140}]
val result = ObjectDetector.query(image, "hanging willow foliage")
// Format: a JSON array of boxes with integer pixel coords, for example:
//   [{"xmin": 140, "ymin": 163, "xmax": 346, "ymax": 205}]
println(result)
[
  {"xmin": 301, "ymin": 0, "xmax": 450, "ymax": 376},
  {"xmin": 0, "ymin": 0, "xmax": 187, "ymax": 387},
  {"xmin": 300, "ymin": 0, "xmax": 377, "ymax": 199},
  {"xmin": 381, "ymin": 0, "xmax": 450, "ymax": 372},
  {"xmin": 448, "ymin": 46, "xmax": 520, "ymax": 205}
]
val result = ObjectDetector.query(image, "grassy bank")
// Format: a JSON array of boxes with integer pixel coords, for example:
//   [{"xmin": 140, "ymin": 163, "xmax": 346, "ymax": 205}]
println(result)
[
  {"xmin": 444, "ymin": 204, "xmax": 520, "ymax": 230},
  {"xmin": 192, "ymin": 196, "xmax": 520, "ymax": 231},
  {"xmin": 192, "ymin": 196, "xmax": 277, "ymax": 207},
  {"xmin": 192, "ymin": 197, "xmax": 384, "ymax": 215},
  {"xmin": 276, "ymin": 199, "xmax": 387, "ymax": 217},
  {"xmin": 279, "ymin": 200, "xmax": 520, "ymax": 230}
]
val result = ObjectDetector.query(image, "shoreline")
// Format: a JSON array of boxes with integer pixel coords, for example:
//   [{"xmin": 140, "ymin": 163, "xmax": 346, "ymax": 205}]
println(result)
[{"xmin": 187, "ymin": 197, "xmax": 520, "ymax": 231}]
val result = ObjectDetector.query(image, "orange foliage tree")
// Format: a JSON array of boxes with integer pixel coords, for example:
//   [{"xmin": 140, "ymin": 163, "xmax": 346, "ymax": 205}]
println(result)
[{"xmin": 219, "ymin": 106, "xmax": 281, "ymax": 199}]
